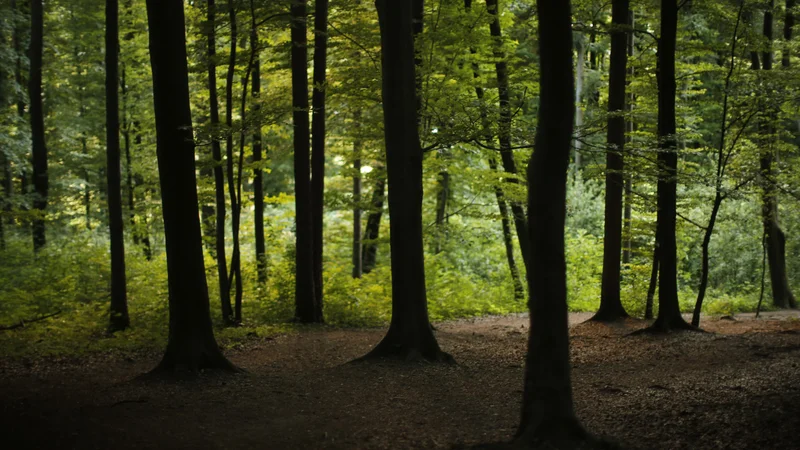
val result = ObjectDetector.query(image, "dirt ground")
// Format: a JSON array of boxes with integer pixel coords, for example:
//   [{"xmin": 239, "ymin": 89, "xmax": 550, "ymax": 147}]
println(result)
[{"xmin": 1, "ymin": 311, "xmax": 799, "ymax": 450}]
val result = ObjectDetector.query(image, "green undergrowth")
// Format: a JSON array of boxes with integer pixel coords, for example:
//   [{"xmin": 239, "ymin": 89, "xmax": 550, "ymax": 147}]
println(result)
[{"xmin": 0, "ymin": 229, "xmax": 776, "ymax": 359}]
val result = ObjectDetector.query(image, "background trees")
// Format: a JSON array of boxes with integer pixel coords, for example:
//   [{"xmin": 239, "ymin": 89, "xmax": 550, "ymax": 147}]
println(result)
[{"xmin": 0, "ymin": 0, "xmax": 798, "ymax": 353}]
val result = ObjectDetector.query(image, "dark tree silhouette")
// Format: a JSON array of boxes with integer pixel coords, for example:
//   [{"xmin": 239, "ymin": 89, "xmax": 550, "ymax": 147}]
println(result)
[
  {"xmin": 311, "ymin": 0, "xmax": 329, "ymax": 316},
  {"xmin": 513, "ymin": 0, "xmax": 600, "ymax": 445},
  {"xmin": 292, "ymin": 0, "xmax": 321, "ymax": 323},
  {"xmin": 650, "ymin": 0, "xmax": 693, "ymax": 331},
  {"xmin": 486, "ymin": 0, "xmax": 531, "ymax": 272},
  {"xmin": 144, "ymin": 0, "xmax": 236, "ymax": 372},
  {"xmin": 251, "ymin": 1, "xmax": 266, "ymax": 284},
  {"xmin": 29, "ymin": 0, "xmax": 47, "ymax": 252},
  {"xmin": 358, "ymin": 0, "xmax": 449, "ymax": 362},
  {"xmin": 225, "ymin": 0, "xmax": 243, "ymax": 324},
  {"xmin": 206, "ymin": 0, "xmax": 232, "ymax": 324},
  {"xmin": 106, "ymin": 0, "xmax": 130, "ymax": 332},
  {"xmin": 361, "ymin": 174, "xmax": 385, "ymax": 274},
  {"xmin": 593, "ymin": 0, "xmax": 630, "ymax": 322}
]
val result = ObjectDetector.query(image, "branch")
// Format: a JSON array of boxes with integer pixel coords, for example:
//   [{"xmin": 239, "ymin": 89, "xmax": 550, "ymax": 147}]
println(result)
[{"xmin": 0, "ymin": 310, "xmax": 61, "ymax": 331}]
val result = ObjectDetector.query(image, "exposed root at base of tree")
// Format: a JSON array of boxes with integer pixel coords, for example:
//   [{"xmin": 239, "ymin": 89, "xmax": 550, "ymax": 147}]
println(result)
[
  {"xmin": 351, "ymin": 344, "xmax": 456, "ymax": 364},
  {"xmin": 626, "ymin": 318, "xmax": 704, "ymax": 336},
  {"xmin": 140, "ymin": 350, "xmax": 243, "ymax": 380},
  {"xmin": 470, "ymin": 419, "xmax": 620, "ymax": 449},
  {"xmin": 587, "ymin": 310, "xmax": 630, "ymax": 323}
]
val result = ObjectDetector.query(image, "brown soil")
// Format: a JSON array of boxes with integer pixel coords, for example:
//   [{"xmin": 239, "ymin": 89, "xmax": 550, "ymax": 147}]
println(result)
[{"xmin": 1, "ymin": 312, "xmax": 799, "ymax": 449}]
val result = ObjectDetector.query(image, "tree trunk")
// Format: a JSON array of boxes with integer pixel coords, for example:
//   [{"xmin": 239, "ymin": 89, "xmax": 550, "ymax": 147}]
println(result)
[
  {"xmin": 106, "ymin": 0, "xmax": 130, "ymax": 333},
  {"xmin": 224, "ymin": 0, "xmax": 242, "ymax": 325},
  {"xmin": 208, "ymin": 0, "xmax": 232, "ymax": 324},
  {"xmin": 486, "ymin": 0, "xmax": 531, "ymax": 273},
  {"xmin": 433, "ymin": 153, "xmax": 449, "ymax": 254},
  {"xmin": 13, "ymin": 0, "xmax": 29, "ymax": 233},
  {"xmin": 310, "ymin": 0, "xmax": 328, "ymax": 319},
  {"xmin": 651, "ymin": 0, "xmax": 692, "ymax": 331},
  {"xmin": 352, "ymin": 113, "xmax": 363, "ymax": 279},
  {"xmin": 251, "ymin": 2, "xmax": 266, "ymax": 284},
  {"xmin": 594, "ymin": 0, "xmax": 630, "ymax": 322},
  {"xmin": 144, "ymin": 0, "xmax": 237, "ymax": 373},
  {"xmin": 29, "ymin": 0, "xmax": 47, "ymax": 252},
  {"xmin": 514, "ymin": 0, "xmax": 594, "ymax": 444},
  {"xmin": 291, "ymin": 0, "xmax": 320, "ymax": 323},
  {"xmin": 359, "ymin": 0, "xmax": 449, "ymax": 362},
  {"xmin": 645, "ymin": 239, "xmax": 658, "ymax": 320},
  {"xmin": 760, "ymin": 0, "xmax": 797, "ymax": 309},
  {"xmin": 622, "ymin": 11, "xmax": 635, "ymax": 266},
  {"xmin": 573, "ymin": 33, "xmax": 585, "ymax": 171},
  {"xmin": 361, "ymin": 174, "xmax": 384, "ymax": 274}
]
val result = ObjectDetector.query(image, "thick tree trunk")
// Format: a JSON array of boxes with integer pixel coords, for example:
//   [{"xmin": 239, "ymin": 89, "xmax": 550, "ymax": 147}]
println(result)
[
  {"xmin": 650, "ymin": 0, "xmax": 692, "ymax": 331},
  {"xmin": 144, "ymin": 0, "xmax": 236, "ymax": 372},
  {"xmin": 106, "ymin": 0, "xmax": 130, "ymax": 332},
  {"xmin": 208, "ymin": 0, "xmax": 232, "ymax": 324},
  {"xmin": 359, "ymin": 0, "xmax": 448, "ymax": 362},
  {"xmin": 486, "ymin": 0, "xmax": 531, "ymax": 273},
  {"xmin": 251, "ymin": 3, "xmax": 266, "ymax": 284},
  {"xmin": 594, "ymin": 0, "xmax": 630, "ymax": 322},
  {"xmin": 361, "ymin": 174, "xmax": 384, "ymax": 274},
  {"xmin": 291, "ymin": 0, "xmax": 321, "ymax": 323},
  {"xmin": 310, "ymin": 0, "xmax": 328, "ymax": 319},
  {"xmin": 514, "ymin": 0, "xmax": 595, "ymax": 445},
  {"xmin": 29, "ymin": 0, "xmax": 47, "ymax": 252}
]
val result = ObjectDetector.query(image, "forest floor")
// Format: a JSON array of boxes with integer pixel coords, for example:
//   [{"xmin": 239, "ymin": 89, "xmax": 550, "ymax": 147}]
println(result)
[{"xmin": 1, "ymin": 311, "xmax": 799, "ymax": 450}]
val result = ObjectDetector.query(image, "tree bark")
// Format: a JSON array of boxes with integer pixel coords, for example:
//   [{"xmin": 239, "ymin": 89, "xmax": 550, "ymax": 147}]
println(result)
[
  {"xmin": 361, "ymin": 174, "xmax": 384, "ymax": 274},
  {"xmin": 291, "ymin": 0, "xmax": 321, "ymax": 323},
  {"xmin": 759, "ymin": 0, "xmax": 797, "ymax": 309},
  {"xmin": 144, "ymin": 0, "xmax": 236, "ymax": 372},
  {"xmin": 594, "ymin": 0, "xmax": 630, "ymax": 322},
  {"xmin": 514, "ymin": 0, "xmax": 594, "ymax": 444},
  {"xmin": 106, "ymin": 0, "xmax": 130, "ymax": 332},
  {"xmin": 310, "ymin": 0, "xmax": 328, "ymax": 319},
  {"xmin": 29, "ymin": 0, "xmax": 47, "ymax": 252},
  {"xmin": 645, "ymin": 239, "xmax": 658, "ymax": 320},
  {"xmin": 207, "ymin": 0, "xmax": 233, "ymax": 324},
  {"xmin": 358, "ymin": 0, "xmax": 449, "ymax": 362},
  {"xmin": 224, "ymin": 0, "xmax": 243, "ymax": 324},
  {"xmin": 352, "ymin": 113, "xmax": 363, "ymax": 279},
  {"xmin": 622, "ymin": 10, "xmax": 635, "ymax": 265},
  {"xmin": 433, "ymin": 154, "xmax": 449, "ymax": 254},
  {"xmin": 650, "ymin": 0, "xmax": 692, "ymax": 331},
  {"xmin": 486, "ymin": 0, "xmax": 531, "ymax": 273},
  {"xmin": 251, "ymin": 1, "xmax": 266, "ymax": 284},
  {"xmin": 573, "ymin": 33, "xmax": 585, "ymax": 171}
]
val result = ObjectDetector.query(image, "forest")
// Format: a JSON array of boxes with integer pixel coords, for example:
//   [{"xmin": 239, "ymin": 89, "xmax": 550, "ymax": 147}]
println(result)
[{"xmin": 0, "ymin": 0, "xmax": 799, "ymax": 448}]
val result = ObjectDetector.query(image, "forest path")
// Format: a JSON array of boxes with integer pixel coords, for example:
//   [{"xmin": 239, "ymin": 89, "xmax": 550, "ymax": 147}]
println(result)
[{"xmin": 1, "ymin": 311, "xmax": 799, "ymax": 449}]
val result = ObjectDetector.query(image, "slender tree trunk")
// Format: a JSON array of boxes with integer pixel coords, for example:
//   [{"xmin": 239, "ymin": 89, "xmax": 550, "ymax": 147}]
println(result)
[
  {"xmin": 361, "ymin": 174, "xmax": 384, "ymax": 274},
  {"xmin": 251, "ymin": 0, "xmax": 266, "ymax": 284},
  {"xmin": 291, "ymin": 0, "xmax": 320, "ymax": 323},
  {"xmin": 645, "ymin": 239, "xmax": 658, "ymax": 320},
  {"xmin": 759, "ymin": 0, "xmax": 797, "ymax": 309},
  {"xmin": 224, "ymin": 0, "xmax": 242, "ymax": 324},
  {"xmin": 622, "ymin": 11, "xmax": 634, "ymax": 265},
  {"xmin": 106, "ymin": 0, "xmax": 130, "ymax": 332},
  {"xmin": 207, "ymin": 0, "xmax": 232, "ymax": 323},
  {"xmin": 13, "ymin": 0, "xmax": 30, "ymax": 232},
  {"xmin": 692, "ymin": 4, "xmax": 745, "ymax": 327},
  {"xmin": 594, "ymin": 0, "xmax": 630, "ymax": 322},
  {"xmin": 514, "ymin": 0, "xmax": 594, "ymax": 444},
  {"xmin": 467, "ymin": 0, "xmax": 524, "ymax": 298},
  {"xmin": 352, "ymin": 113, "xmax": 363, "ymax": 279},
  {"xmin": 0, "ymin": 21, "xmax": 6, "ymax": 249},
  {"xmin": 29, "ymin": 0, "xmax": 47, "ymax": 252},
  {"xmin": 310, "ymin": 0, "xmax": 328, "ymax": 319},
  {"xmin": 573, "ymin": 33, "xmax": 585, "ymax": 171},
  {"xmin": 144, "ymin": 0, "xmax": 237, "ymax": 373},
  {"xmin": 433, "ymin": 152, "xmax": 449, "ymax": 254},
  {"xmin": 651, "ymin": 0, "xmax": 692, "ymax": 331},
  {"xmin": 486, "ymin": 0, "xmax": 531, "ymax": 272},
  {"xmin": 359, "ymin": 0, "xmax": 449, "ymax": 362}
]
